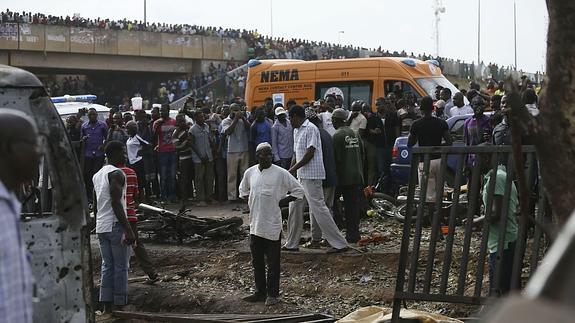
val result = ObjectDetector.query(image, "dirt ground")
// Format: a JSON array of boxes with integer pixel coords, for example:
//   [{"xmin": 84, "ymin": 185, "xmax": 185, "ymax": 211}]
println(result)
[{"xmin": 91, "ymin": 202, "xmax": 481, "ymax": 321}]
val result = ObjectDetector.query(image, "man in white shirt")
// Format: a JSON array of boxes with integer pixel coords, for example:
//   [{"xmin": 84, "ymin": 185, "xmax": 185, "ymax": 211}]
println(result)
[
  {"xmin": 450, "ymin": 92, "xmax": 474, "ymax": 116},
  {"xmin": 318, "ymin": 94, "xmax": 337, "ymax": 136},
  {"xmin": 93, "ymin": 141, "xmax": 136, "ymax": 314},
  {"xmin": 221, "ymin": 103, "xmax": 250, "ymax": 202},
  {"xmin": 348, "ymin": 100, "xmax": 368, "ymax": 136},
  {"xmin": 239, "ymin": 143, "xmax": 304, "ymax": 306},
  {"xmin": 126, "ymin": 121, "xmax": 149, "ymax": 201},
  {"xmin": 284, "ymin": 105, "xmax": 349, "ymax": 253},
  {"xmin": 440, "ymin": 88, "xmax": 454, "ymax": 118},
  {"xmin": 271, "ymin": 107, "xmax": 293, "ymax": 169},
  {"xmin": 523, "ymin": 88, "xmax": 540, "ymax": 116}
]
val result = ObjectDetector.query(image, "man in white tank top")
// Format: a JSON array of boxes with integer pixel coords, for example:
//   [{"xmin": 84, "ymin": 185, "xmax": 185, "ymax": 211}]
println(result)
[{"xmin": 93, "ymin": 140, "xmax": 136, "ymax": 315}]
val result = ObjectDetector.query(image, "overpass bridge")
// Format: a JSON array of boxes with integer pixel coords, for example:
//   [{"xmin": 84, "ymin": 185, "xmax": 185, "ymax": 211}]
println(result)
[{"xmin": 0, "ymin": 23, "xmax": 249, "ymax": 74}]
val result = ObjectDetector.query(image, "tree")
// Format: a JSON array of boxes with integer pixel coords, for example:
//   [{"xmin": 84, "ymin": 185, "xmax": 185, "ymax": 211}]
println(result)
[{"xmin": 510, "ymin": 0, "xmax": 575, "ymax": 224}]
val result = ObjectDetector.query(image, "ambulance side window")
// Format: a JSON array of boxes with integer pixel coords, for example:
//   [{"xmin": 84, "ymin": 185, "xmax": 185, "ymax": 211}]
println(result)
[
  {"xmin": 384, "ymin": 80, "xmax": 421, "ymax": 100},
  {"xmin": 316, "ymin": 81, "xmax": 373, "ymax": 109}
]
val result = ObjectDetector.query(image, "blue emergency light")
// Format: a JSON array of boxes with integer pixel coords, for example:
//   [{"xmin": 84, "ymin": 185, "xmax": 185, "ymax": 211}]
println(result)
[
  {"xmin": 247, "ymin": 59, "xmax": 261, "ymax": 68},
  {"xmin": 426, "ymin": 59, "xmax": 440, "ymax": 67},
  {"xmin": 401, "ymin": 59, "xmax": 416, "ymax": 67},
  {"xmin": 51, "ymin": 94, "xmax": 97, "ymax": 104}
]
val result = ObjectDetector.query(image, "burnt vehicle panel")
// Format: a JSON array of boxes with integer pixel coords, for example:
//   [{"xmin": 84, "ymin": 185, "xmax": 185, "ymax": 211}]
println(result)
[{"xmin": 0, "ymin": 65, "xmax": 93, "ymax": 323}]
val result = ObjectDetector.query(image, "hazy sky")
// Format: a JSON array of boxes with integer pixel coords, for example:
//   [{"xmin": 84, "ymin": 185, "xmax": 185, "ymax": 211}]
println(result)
[{"xmin": 8, "ymin": 0, "xmax": 548, "ymax": 72}]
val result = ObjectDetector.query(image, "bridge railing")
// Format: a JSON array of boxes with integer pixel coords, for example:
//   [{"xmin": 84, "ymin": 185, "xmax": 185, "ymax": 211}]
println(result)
[{"xmin": 0, "ymin": 22, "xmax": 248, "ymax": 62}]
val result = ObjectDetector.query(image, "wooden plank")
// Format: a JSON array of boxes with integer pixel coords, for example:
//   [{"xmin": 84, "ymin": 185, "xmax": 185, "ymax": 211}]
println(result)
[
  {"xmin": 113, "ymin": 311, "xmax": 229, "ymax": 323},
  {"xmin": 112, "ymin": 311, "xmax": 334, "ymax": 323}
]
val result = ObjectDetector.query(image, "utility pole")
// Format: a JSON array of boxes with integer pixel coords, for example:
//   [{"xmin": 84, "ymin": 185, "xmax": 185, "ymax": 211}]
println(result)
[
  {"xmin": 338, "ymin": 31, "xmax": 344, "ymax": 45},
  {"xmin": 270, "ymin": 0, "xmax": 273, "ymax": 38},
  {"xmin": 433, "ymin": 0, "xmax": 446, "ymax": 57},
  {"xmin": 514, "ymin": 1, "xmax": 518, "ymax": 70},
  {"xmin": 477, "ymin": 0, "xmax": 481, "ymax": 65},
  {"xmin": 144, "ymin": 0, "xmax": 147, "ymax": 24}
]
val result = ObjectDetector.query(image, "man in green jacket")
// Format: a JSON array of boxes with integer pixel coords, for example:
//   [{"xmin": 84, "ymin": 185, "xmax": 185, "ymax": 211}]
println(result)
[{"xmin": 332, "ymin": 108, "xmax": 364, "ymax": 243}]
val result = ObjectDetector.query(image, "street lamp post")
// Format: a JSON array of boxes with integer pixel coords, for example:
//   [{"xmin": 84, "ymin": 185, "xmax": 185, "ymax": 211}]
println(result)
[
  {"xmin": 338, "ymin": 31, "xmax": 344, "ymax": 45},
  {"xmin": 144, "ymin": 0, "xmax": 147, "ymax": 24},
  {"xmin": 514, "ymin": 1, "xmax": 518, "ymax": 70},
  {"xmin": 270, "ymin": 0, "xmax": 274, "ymax": 38},
  {"xmin": 477, "ymin": 0, "xmax": 481, "ymax": 66}
]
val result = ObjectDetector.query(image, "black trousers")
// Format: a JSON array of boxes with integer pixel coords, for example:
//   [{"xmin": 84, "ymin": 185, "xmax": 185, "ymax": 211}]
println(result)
[
  {"xmin": 249, "ymin": 234, "xmax": 280, "ymax": 297},
  {"xmin": 489, "ymin": 241, "xmax": 517, "ymax": 296},
  {"xmin": 214, "ymin": 157, "xmax": 227, "ymax": 202},
  {"xmin": 84, "ymin": 156, "xmax": 105, "ymax": 203},
  {"xmin": 340, "ymin": 185, "xmax": 361, "ymax": 243},
  {"xmin": 178, "ymin": 158, "xmax": 195, "ymax": 201},
  {"xmin": 130, "ymin": 160, "xmax": 147, "ymax": 199}
]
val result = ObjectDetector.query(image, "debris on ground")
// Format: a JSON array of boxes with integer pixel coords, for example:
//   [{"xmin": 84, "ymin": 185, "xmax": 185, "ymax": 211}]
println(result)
[
  {"xmin": 92, "ymin": 203, "xmax": 482, "ymax": 320},
  {"xmin": 337, "ymin": 306, "xmax": 464, "ymax": 323}
]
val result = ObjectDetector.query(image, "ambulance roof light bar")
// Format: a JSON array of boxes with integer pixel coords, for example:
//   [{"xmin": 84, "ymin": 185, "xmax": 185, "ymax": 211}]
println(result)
[{"xmin": 51, "ymin": 94, "xmax": 97, "ymax": 104}]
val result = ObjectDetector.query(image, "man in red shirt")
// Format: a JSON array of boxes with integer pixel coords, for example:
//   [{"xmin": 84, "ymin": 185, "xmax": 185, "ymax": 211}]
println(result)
[
  {"xmin": 153, "ymin": 104, "xmax": 177, "ymax": 202},
  {"xmin": 120, "ymin": 165, "xmax": 158, "ymax": 283}
]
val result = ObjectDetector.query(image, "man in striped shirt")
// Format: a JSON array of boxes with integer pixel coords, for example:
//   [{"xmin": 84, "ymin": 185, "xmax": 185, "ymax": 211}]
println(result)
[{"xmin": 120, "ymin": 165, "xmax": 158, "ymax": 283}]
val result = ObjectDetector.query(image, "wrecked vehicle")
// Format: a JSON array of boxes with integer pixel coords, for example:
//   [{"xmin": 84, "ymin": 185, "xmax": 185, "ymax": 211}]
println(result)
[{"xmin": 1, "ymin": 65, "xmax": 93, "ymax": 322}]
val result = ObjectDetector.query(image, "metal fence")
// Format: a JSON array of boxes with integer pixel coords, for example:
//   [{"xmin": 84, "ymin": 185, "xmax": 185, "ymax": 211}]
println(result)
[{"xmin": 391, "ymin": 145, "xmax": 551, "ymax": 322}]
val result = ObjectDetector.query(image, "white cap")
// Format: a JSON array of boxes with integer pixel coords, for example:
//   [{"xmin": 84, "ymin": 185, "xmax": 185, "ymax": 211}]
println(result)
[
  {"xmin": 275, "ymin": 107, "xmax": 287, "ymax": 116},
  {"xmin": 256, "ymin": 142, "xmax": 272, "ymax": 153}
]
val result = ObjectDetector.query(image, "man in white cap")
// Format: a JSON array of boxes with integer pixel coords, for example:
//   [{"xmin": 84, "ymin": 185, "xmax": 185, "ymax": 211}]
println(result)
[
  {"xmin": 434, "ymin": 99, "xmax": 448, "ymax": 120},
  {"xmin": 239, "ymin": 142, "xmax": 304, "ymax": 306},
  {"xmin": 271, "ymin": 105, "xmax": 293, "ymax": 169}
]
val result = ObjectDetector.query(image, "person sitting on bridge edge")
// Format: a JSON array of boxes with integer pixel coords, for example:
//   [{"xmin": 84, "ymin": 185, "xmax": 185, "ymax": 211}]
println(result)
[{"xmin": 239, "ymin": 142, "xmax": 304, "ymax": 306}]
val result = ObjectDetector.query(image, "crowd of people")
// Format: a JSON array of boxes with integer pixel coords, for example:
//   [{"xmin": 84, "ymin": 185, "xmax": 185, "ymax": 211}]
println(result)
[
  {"xmin": 0, "ymin": 71, "xmax": 539, "ymax": 321},
  {"xmin": 5, "ymin": 8, "xmax": 544, "ymax": 126},
  {"xmin": 40, "ymin": 60, "xmax": 246, "ymax": 107},
  {"xmin": 2, "ymin": 8, "xmax": 540, "ymax": 85},
  {"xmin": 3, "ymin": 7, "xmax": 545, "ymax": 314},
  {"xmin": 62, "ymin": 75, "xmax": 542, "ymax": 311}
]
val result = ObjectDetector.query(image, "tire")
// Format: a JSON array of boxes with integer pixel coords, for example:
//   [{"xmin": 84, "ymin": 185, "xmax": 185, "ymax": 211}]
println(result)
[
  {"xmin": 394, "ymin": 203, "xmax": 417, "ymax": 223},
  {"xmin": 137, "ymin": 219, "xmax": 166, "ymax": 232},
  {"xmin": 445, "ymin": 170, "xmax": 455, "ymax": 188},
  {"xmin": 202, "ymin": 216, "xmax": 243, "ymax": 231},
  {"xmin": 369, "ymin": 193, "xmax": 398, "ymax": 218}
]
